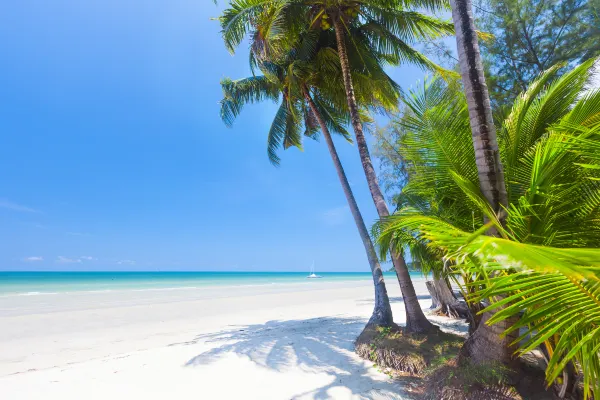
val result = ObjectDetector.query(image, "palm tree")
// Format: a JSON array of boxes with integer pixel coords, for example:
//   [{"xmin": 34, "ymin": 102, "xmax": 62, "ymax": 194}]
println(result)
[
  {"xmin": 219, "ymin": 0, "xmax": 455, "ymax": 334},
  {"xmin": 326, "ymin": 2, "xmax": 455, "ymax": 334},
  {"xmin": 303, "ymin": 88, "xmax": 394, "ymax": 326},
  {"xmin": 219, "ymin": 33, "xmax": 399, "ymax": 326},
  {"xmin": 381, "ymin": 214, "xmax": 600, "ymax": 398},
  {"xmin": 448, "ymin": 0, "xmax": 517, "ymax": 365},
  {"xmin": 449, "ymin": 0, "xmax": 508, "ymax": 215},
  {"xmin": 375, "ymin": 59, "xmax": 600, "ymax": 395}
]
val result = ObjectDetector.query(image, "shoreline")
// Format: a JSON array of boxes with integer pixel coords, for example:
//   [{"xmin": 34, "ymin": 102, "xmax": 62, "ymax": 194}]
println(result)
[
  {"xmin": 0, "ymin": 278, "xmax": 430, "ymax": 316},
  {"xmin": 0, "ymin": 276, "xmax": 455, "ymax": 399},
  {"xmin": 0, "ymin": 271, "xmax": 426, "ymax": 297}
]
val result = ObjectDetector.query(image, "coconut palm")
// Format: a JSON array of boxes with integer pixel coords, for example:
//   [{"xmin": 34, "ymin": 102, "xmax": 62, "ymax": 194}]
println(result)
[
  {"xmin": 219, "ymin": 31, "xmax": 401, "ymax": 326},
  {"xmin": 375, "ymin": 59, "xmax": 600, "ymax": 396},
  {"xmin": 219, "ymin": 0, "xmax": 455, "ymax": 333},
  {"xmin": 448, "ymin": 0, "xmax": 517, "ymax": 365},
  {"xmin": 380, "ymin": 212, "xmax": 600, "ymax": 398},
  {"xmin": 449, "ymin": 0, "xmax": 507, "ymax": 214}
]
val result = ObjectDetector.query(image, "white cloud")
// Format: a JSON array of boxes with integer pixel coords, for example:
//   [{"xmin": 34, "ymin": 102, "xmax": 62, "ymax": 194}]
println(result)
[
  {"xmin": 56, "ymin": 256, "xmax": 82, "ymax": 264},
  {"xmin": 56, "ymin": 255, "xmax": 96, "ymax": 263},
  {"xmin": 591, "ymin": 77, "xmax": 600, "ymax": 88},
  {"xmin": 23, "ymin": 256, "xmax": 43, "ymax": 262},
  {"xmin": 117, "ymin": 259, "xmax": 136, "ymax": 265},
  {"xmin": 590, "ymin": 74, "xmax": 600, "ymax": 90},
  {"xmin": 591, "ymin": 65, "xmax": 600, "ymax": 90},
  {"xmin": 321, "ymin": 205, "xmax": 350, "ymax": 226},
  {"xmin": 0, "ymin": 199, "xmax": 39, "ymax": 213},
  {"xmin": 584, "ymin": 60, "xmax": 600, "ymax": 94},
  {"xmin": 66, "ymin": 232, "xmax": 90, "ymax": 236}
]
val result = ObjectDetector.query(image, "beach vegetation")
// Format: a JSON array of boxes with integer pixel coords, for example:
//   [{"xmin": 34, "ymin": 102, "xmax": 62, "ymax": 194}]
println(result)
[
  {"xmin": 374, "ymin": 59, "xmax": 600, "ymax": 397},
  {"xmin": 355, "ymin": 324, "xmax": 464, "ymax": 375},
  {"xmin": 217, "ymin": 0, "xmax": 457, "ymax": 333},
  {"xmin": 217, "ymin": 0, "xmax": 600, "ymax": 396},
  {"xmin": 218, "ymin": 28, "xmax": 400, "ymax": 325},
  {"xmin": 475, "ymin": 0, "xmax": 600, "ymax": 110}
]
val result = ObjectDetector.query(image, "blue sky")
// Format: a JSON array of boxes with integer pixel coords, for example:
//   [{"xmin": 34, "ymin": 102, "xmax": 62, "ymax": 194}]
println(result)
[{"xmin": 0, "ymin": 0, "xmax": 451, "ymax": 271}]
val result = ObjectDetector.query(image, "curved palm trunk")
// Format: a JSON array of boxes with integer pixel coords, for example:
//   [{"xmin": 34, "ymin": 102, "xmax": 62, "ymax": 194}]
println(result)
[
  {"xmin": 450, "ymin": 0, "xmax": 517, "ymax": 366},
  {"xmin": 331, "ymin": 16, "xmax": 435, "ymax": 334},
  {"xmin": 426, "ymin": 277, "xmax": 471, "ymax": 320},
  {"xmin": 304, "ymin": 88, "xmax": 394, "ymax": 327}
]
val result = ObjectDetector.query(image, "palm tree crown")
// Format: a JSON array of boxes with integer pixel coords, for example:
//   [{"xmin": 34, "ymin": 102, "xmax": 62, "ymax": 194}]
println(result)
[{"xmin": 219, "ymin": 31, "xmax": 406, "ymax": 326}]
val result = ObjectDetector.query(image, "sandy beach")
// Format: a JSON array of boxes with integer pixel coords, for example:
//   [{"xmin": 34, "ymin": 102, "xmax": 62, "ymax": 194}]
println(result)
[{"xmin": 0, "ymin": 277, "xmax": 466, "ymax": 399}]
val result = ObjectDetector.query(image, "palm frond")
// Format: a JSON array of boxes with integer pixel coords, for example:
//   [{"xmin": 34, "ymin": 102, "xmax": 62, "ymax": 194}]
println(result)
[
  {"xmin": 220, "ymin": 76, "xmax": 281, "ymax": 126},
  {"xmin": 267, "ymin": 99, "xmax": 301, "ymax": 165},
  {"xmin": 219, "ymin": 0, "xmax": 281, "ymax": 54},
  {"xmin": 502, "ymin": 59, "xmax": 596, "ymax": 189}
]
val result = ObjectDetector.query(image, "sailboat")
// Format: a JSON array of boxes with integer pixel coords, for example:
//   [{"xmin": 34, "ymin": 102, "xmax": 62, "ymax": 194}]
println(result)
[{"xmin": 307, "ymin": 261, "xmax": 322, "ymax": 279}]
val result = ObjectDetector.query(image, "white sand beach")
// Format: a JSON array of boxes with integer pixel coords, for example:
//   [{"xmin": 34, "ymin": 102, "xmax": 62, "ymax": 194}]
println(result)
[{"xmin": 0, "ymin": 278, "xmax": 466, "ymax": 400}]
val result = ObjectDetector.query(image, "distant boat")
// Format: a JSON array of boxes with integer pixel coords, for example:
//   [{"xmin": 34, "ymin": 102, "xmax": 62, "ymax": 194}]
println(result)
[{"xmin": 307, "ymin": 261, "xmax": 322, "ymax": 279}]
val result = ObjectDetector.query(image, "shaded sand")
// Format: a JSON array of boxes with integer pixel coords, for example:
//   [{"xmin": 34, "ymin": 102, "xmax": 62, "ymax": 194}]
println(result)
[{"xmin": 0, "ymin": 277, "xmax": 465, "ymax": 399}]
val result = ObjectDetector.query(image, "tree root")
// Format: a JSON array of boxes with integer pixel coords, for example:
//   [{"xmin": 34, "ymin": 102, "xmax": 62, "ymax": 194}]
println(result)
[{"xmin": 431, "ymin": 302, "xmax": 471, "ymax": 320}]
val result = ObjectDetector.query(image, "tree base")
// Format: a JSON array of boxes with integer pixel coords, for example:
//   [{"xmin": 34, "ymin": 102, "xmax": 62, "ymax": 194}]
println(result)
[
  {"xmin": 354, "ymin": 324, "xmax": 463, "ymax": 375},
  {"xmin": 355, "ymin": 324, "xmax": 562, "ymax": 399},
  {"xmin": 367, "ymin": 303, "xmax": 395, "ymax": 328},
  {"xmin": 422, "ymin": 356, "xmax": 558, "ymax": 400},
  {"xmin": 404, "ymin": 318, "xmax": 442, "ymax": 335},
  {"xmin": 458, "ymin": 310, "xmax": 520, "ymax": 368},
  {"xmin": 425, "ymin": 279, "xmax": 473, "ymax": 320},
  {"xmin": 431, "ymin": 302, "xmax": 471, "ymax": 319}
]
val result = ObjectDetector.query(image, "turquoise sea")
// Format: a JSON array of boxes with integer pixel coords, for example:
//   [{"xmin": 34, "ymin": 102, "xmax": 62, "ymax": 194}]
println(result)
[{"xmin": 0, "ymin": 271, "xmax": 425, "ymax": 297}]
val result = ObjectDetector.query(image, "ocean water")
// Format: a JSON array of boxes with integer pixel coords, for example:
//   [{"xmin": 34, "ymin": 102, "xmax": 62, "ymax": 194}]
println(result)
[{"xmin": 0, "ymin": 271, "xmax": 426, "ymax": 297}]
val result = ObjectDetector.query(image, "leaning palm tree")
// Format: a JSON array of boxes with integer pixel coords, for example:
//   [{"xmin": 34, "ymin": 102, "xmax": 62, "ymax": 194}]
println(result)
[
  {"xmin": 219, "ymin": 32, "xmax": 400, "ymax": 326},
  {"xmin": 320, "ymin": 2, "xmax": 453, "ymax": 334},
  {"xmin": 375, "ymin": 59, "xmax": 600, "ymax": 396},
  {"xmin": 219, "ymin": 0, "xmax": 455, "ymax": 333}
]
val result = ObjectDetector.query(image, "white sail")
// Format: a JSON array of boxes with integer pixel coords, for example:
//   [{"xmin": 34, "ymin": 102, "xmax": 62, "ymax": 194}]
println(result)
[{"xmin": 307, "ymin": 261, "xmax": 322, "ymax": 278}]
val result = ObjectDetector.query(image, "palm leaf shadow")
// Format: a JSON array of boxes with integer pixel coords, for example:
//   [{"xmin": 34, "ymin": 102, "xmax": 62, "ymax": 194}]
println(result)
[{"xmin": 174, "ymin": 316, "xmax": 417, "ymax": 399}]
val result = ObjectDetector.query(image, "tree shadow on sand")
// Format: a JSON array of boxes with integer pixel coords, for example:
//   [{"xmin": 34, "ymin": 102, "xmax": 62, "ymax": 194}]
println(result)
[{"xmin": 172, "ymin": 316, "xmax": 418, "ymax": 399}]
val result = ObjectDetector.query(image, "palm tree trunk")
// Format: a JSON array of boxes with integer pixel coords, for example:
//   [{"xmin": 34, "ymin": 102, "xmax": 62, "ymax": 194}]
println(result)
[
  {"xmin": 460, "ymin": 304, "xmax": 519, "ymax": 367},
  {"xmin": 304, "ymin": 88, "xmax": 394, "ymax": 327},
  {"xmin": 331, "ymin": 16, "xmax": 435, "ymax": 334},
  {"xmin": 450, "ymin": 0, "xmax": 517, "ymax": 366},
  {"xmin": 426, "ymin": 277, "xmax": 471, "ymax": 320},
  {"xmin": 450, "ymin": 0, "xmax": 508, "ymax": 212}
]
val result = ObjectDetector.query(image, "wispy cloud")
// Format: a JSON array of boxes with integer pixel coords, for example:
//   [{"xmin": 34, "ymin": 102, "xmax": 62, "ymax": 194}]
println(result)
[
  {"xmin": 117, "ymin": 259, "xmax": 136, "ymax": 265},
  {"xmin": 321, "ymin": 205, "xmax": 350, "ymax": 226},
  {"xmin": 0, "ymin": 199, "xmax": 39, "ymax": 213},
  {"xmin": 56, "ymin": 256, "xmax": 82, "ymax": 264},
  {"xmin": 23, "ymin": 256, "xmax": 43, "ymax": 262},
  {"xmin": 55, "ymin": 255, "xmax": 96, "ymax": 264},
  {"xmin": 66, "ymin": 232, "xmax": 90, "ymax": 236}
]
